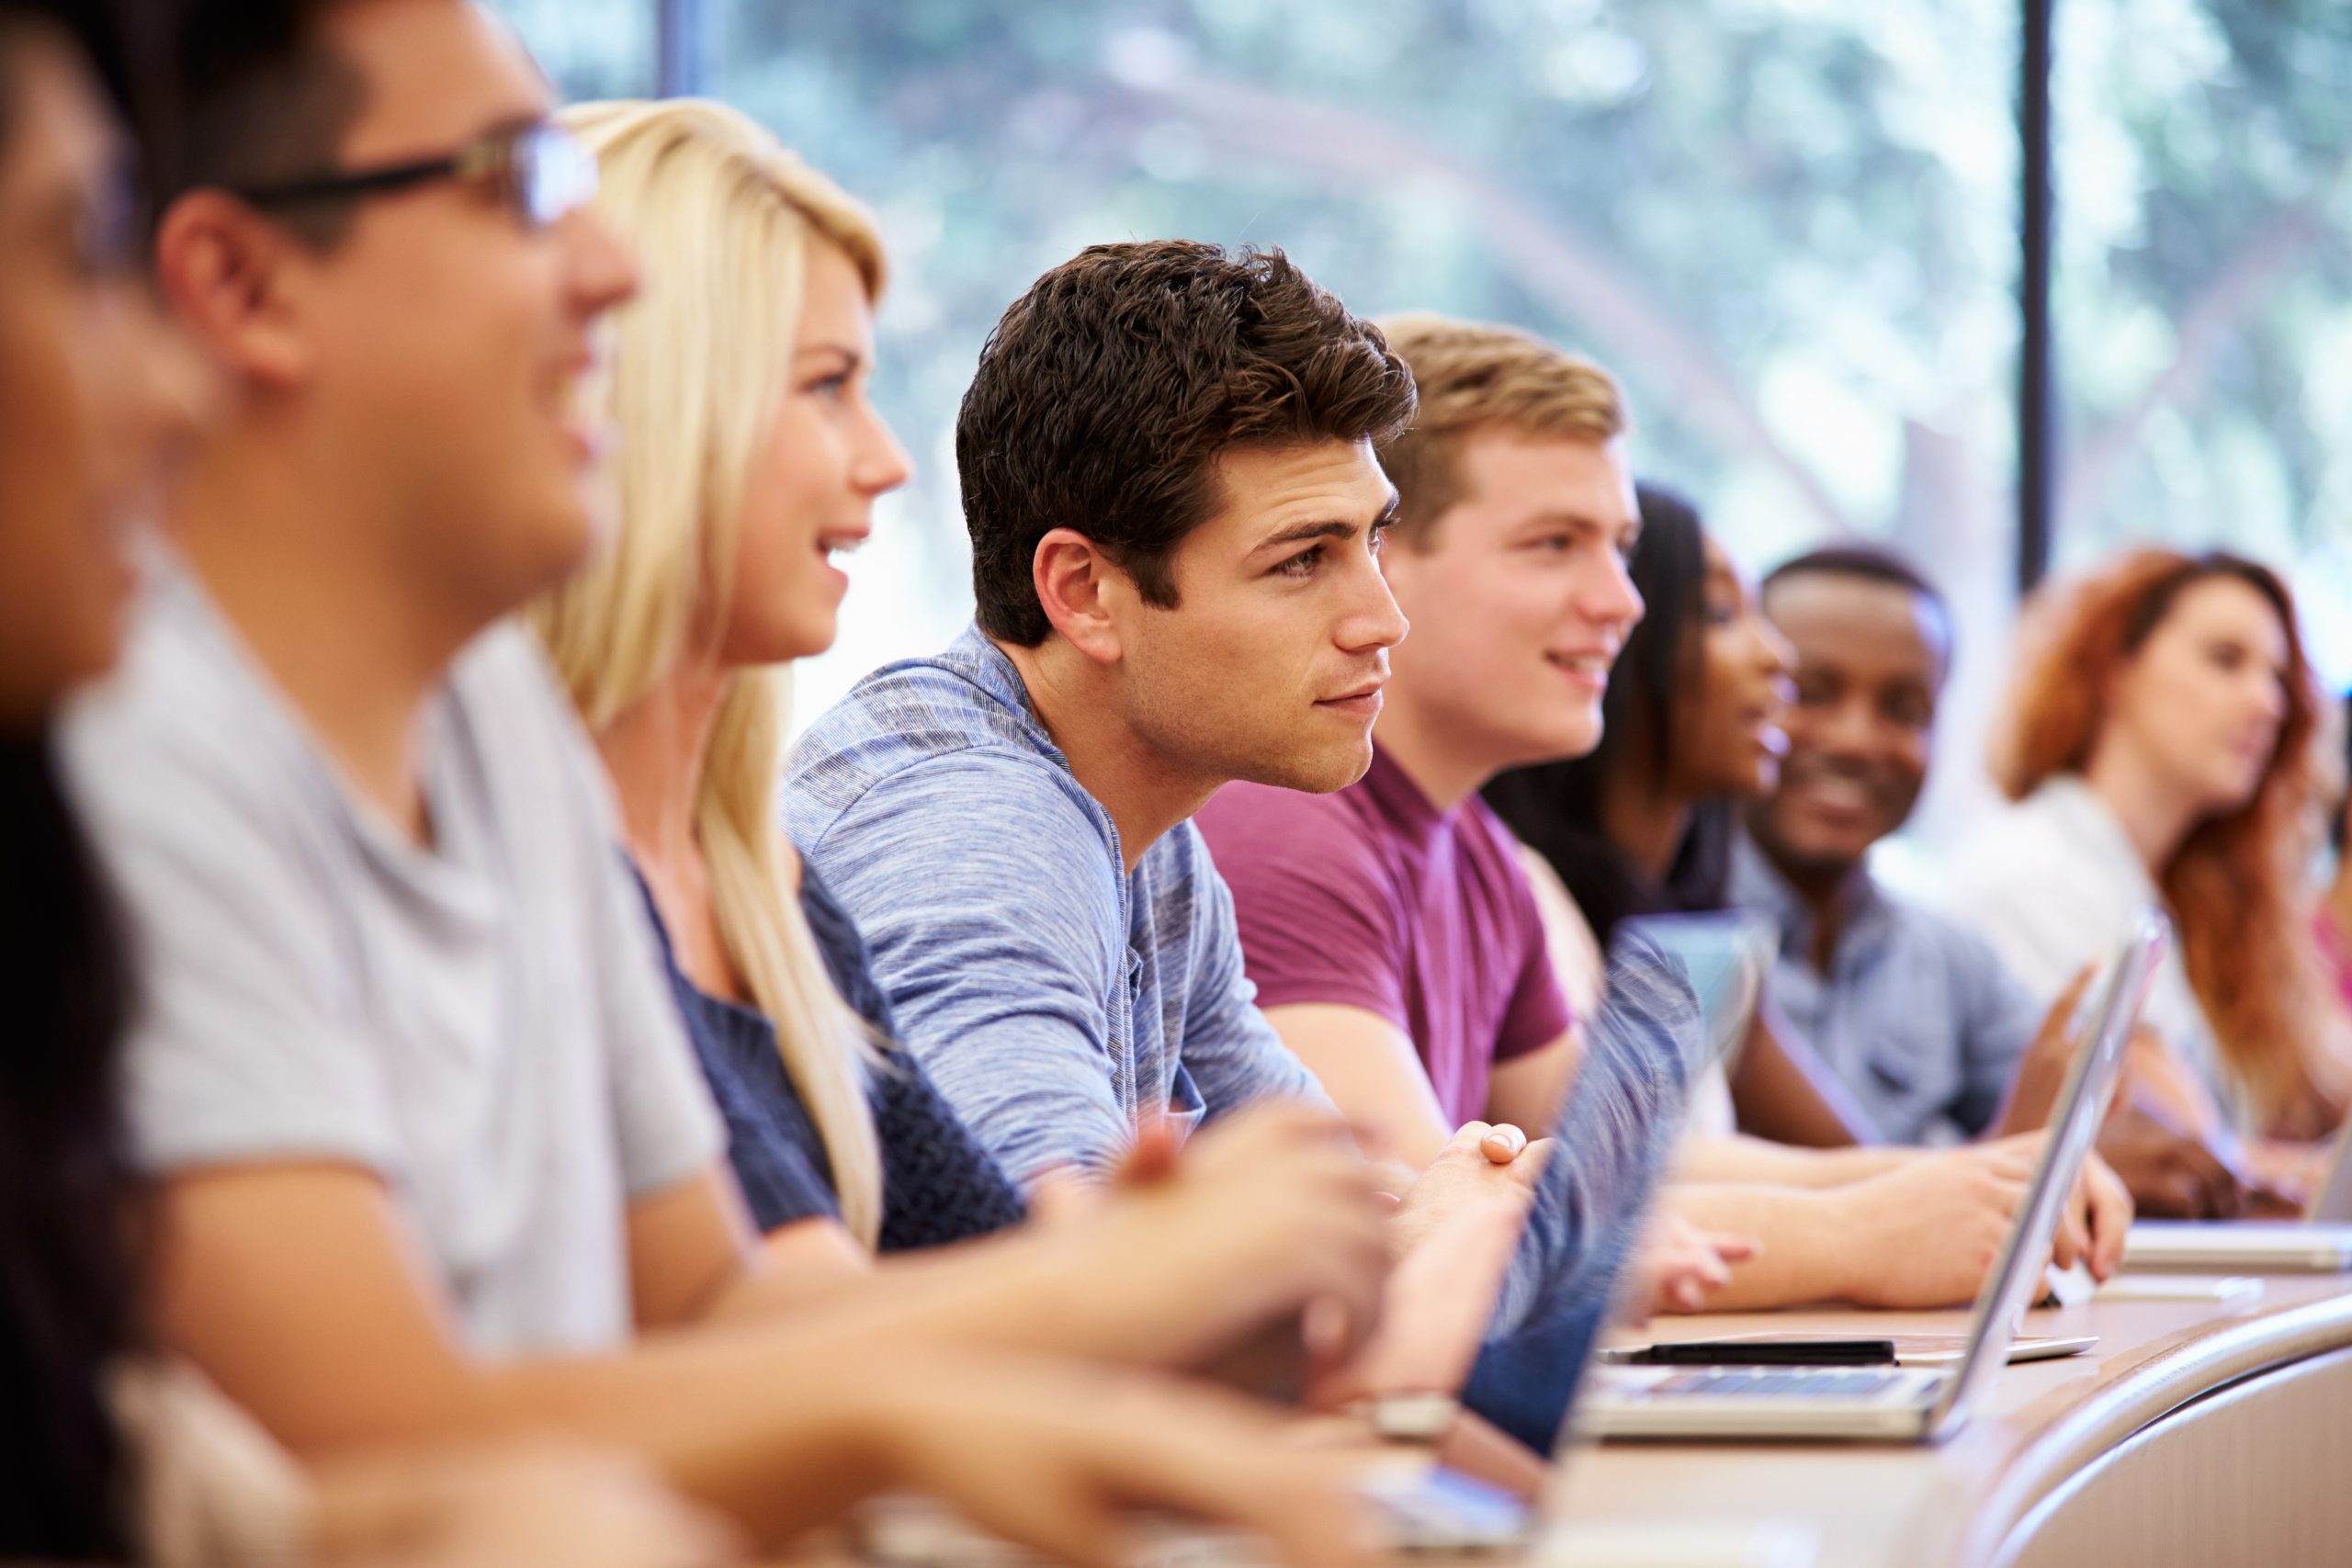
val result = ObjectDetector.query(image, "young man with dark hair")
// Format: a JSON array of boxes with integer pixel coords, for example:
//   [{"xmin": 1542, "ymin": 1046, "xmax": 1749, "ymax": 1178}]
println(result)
[
  {"xmin": 55, "ymin": 4, "xmax": 1409, "ymax": 1555},
  {"xmin": 788, "ymin": 246, "xmax": 1682, "ymax": 1356},
  {"xmin": 797, "ymin": 242, "xmax": 1464, "ymax": 1177},
  {"xmin": 1744, "ymin": 547, "xmax": 2251, "ymax": 1214}
]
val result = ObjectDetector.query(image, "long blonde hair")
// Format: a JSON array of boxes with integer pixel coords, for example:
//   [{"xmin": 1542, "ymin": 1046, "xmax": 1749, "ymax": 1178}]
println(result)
[{"xmin": 533, "ymin": 98, "xmax": 888, "ymax": 1245}]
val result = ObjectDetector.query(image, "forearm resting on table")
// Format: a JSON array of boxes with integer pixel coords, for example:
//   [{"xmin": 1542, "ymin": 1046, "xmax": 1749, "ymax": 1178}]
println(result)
[
  {"xmin": 1673, "ymin": 1133, "xmax": 1910, "ymax": 1189},
  {"xmin": 1658, "ymin": 1182, "xmax": 1862, "ymax": 1312},
  {"xmin": 223, "ymin": 1299, "xmax": 949, "ymax": 1545},
  {"xmin": 157, "ymin": 1168, "xmax": 1049, "ymax": 1544},
  {"xmin": 734, "ymin": 1218, "xmax": 1245, "ymax": 1371}
]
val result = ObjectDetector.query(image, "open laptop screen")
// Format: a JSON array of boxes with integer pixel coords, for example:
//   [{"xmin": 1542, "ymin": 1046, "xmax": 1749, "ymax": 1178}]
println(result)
[{"xmin": 1928, "ymin": 909, "xmax": 2167, "ymax": 1432}]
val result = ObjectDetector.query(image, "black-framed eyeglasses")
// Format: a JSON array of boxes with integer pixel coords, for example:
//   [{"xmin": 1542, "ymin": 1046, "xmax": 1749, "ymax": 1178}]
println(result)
[{"xmin": 228, "ymin": 119, "xmax": 597, "ymax": 231}]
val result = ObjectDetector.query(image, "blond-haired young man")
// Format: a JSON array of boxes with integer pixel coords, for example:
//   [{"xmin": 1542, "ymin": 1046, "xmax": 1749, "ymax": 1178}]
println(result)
[
  {"xmin": 1199, "ymin": 314, "xmax": 1641, "ymax": 1170},
  {"xmin": 1198, "ymin": 314, "xmax": 2130, "ymax": 1313}
]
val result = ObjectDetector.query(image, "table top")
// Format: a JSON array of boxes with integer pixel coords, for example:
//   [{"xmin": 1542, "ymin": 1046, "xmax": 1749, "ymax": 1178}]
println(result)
[{"xmin": 1544, "ymin": 1272, "xmax": 2352, "ymax": 1567}]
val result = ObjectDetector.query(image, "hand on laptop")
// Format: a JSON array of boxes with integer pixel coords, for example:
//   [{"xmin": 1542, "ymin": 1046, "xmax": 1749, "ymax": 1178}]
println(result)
[
  {"xmin": 2095, "ymin": 1103, "xmax": 2252, "ymax": 1218},
  {"xmin": 1825, "ymin": 1138, "xmax": 2038, "ymax": 1309},
  {"xmin": 1994, "ymin": 965, "xmax": 2097, "ymax": 1136},
  {"xmin": 2051, "ymin": 1151, "xmax": 2132, "ymax": 1281},
  {"xmin": 2243, "ymin": 1138, "xmax": 2328, "ymax": 1214},
  {"xmin": 1308, "ymin": 1184, "xmax": 1532, "ymax": 1406}
]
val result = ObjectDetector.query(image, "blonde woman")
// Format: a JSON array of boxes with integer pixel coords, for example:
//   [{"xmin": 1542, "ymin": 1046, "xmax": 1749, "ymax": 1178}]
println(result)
[
  {"xmin": 529, "ymin": 97, "xmax": 1534, "ymax": 1403},
  {"xmin": 538, "ymin": 96, "xmax": 1019, "ymax": 1269}
]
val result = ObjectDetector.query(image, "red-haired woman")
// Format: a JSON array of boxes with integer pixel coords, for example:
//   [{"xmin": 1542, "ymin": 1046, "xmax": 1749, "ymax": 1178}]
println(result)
[{"xmin": 1947, "ymin": 549, "xmax": 2346, "ymax": 1166}]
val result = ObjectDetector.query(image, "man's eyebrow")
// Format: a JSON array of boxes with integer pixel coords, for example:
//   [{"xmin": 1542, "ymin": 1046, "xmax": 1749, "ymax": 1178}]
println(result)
[
  {"xmin": 1254, "ymin": 519, "xmax": 1358, "ymax": 552},
  {"xmin": 1256, "ymin": 493, "xmax": 1400, "ymax": 552},
  {"xmin": 1515, "ymin": 509, "xmax": 1634, "ymax": 533}
]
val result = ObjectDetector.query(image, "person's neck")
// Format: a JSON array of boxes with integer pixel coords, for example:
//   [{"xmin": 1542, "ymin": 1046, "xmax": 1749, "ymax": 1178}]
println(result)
[
  {"xmin": 174, "ymin": 431, "xmax": 478, "ymax": 842},
  {"xmin": 595, "ymin": 649, "xmax": 730, "ymax": 888},
  {"xmin": 2080, "ymin": 740, "xmax": 2199, "ymax": 873},
  {"xmin": 1752, "ymin": 825, "xmax": 1868, "ymax": 972},
  {"xmin": 999, "ymin": 637, "xmax": 1217, "ymax": 874},
  {"xmin": 1367, "ymin": 682, "xmax": 1501, "ymax": 812},
  {"xmin": 1600, "ymin": 764, "xmax": 1692, "ymax": 885}
]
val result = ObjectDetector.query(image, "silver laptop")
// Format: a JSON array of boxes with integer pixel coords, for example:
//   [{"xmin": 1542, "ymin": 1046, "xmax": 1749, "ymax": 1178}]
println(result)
[
  {"xmin": 2120, "ymin": 1107, "xmax": 2352, "ymax": 1271},
  {"xmin": 1575, "ymin": 910, "xmax": 2165, "ymax": 1443}
]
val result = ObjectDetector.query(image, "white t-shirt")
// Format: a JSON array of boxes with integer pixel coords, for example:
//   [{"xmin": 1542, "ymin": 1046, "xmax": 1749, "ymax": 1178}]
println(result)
[
  {"xmin": 1940, "ymin": 773, "xmax": 2239, "ymax": 1128},
  {"xmin": 61, "ymin": 558, "xmax": 726, "ymax": 1356}
]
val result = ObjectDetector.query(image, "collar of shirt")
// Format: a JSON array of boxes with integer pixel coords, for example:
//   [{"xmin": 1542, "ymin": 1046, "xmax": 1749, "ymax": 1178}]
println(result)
[
  {"xmin": 939, "ymin": 623, "xmax": 1062, "ymax": 757},
  {"xmin": 1729, "ymin": 829, "xmax": 1894, "ymax": 978},
  {"xmin": 1360, "ymin": 744, "xmax": 1454, "ymax": 845},
  {"xmin": 2023, "ymin": 773, "xmax": 2159, "ymax": 901}
]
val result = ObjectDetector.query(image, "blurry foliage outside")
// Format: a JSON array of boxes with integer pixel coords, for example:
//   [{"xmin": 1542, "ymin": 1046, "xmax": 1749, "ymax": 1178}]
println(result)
[
  {"xmin": 493, "ymin": 0, "xmax": 2351, "ymax": 838},
  {"xmin": 2054, "ymin": 0, "xmax": 2352, "ymax": 688},
  {"xmin": 492, "ymin": 0, "xmax": 652, "ymax": 100}
]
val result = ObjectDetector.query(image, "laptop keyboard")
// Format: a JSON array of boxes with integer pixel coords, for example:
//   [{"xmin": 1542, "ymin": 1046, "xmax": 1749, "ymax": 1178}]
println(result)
[{"xmin": 1653, "ymin": 1368, "xmax": 1903, "ymax": 1399}]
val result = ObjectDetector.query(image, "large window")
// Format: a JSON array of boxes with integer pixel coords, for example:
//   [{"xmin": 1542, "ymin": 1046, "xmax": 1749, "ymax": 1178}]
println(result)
[
  {"xmin": 2054, "ymin": 0, "xmax": 2352, "ymax": 689},
  {"xmin": 503, "ymin": 2, "xmax": 2352, "ymax": 838},
  {"xmin": 703, "ymin": 2, "xmax": 2024, "ymax": 818},
  {"xmin": 492, "ymin": 0, "xmax": 654, "ymax": 100}
]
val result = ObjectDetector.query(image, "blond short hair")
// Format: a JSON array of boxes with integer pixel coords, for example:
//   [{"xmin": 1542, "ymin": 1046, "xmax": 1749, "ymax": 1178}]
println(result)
[{"xmin": 1374, "ymin": 312, "xmax": 1628, "ymax": 547}]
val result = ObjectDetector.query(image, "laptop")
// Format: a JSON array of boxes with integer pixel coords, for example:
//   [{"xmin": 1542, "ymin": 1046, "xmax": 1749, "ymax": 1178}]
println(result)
[
  {"xmin": 1574, "ymin": 909, "xmax": 2165, "ymax": 1443},
  {"xmin": 2119, "ymin": 1098, "xmax": 2352, "ymax": 1273}
]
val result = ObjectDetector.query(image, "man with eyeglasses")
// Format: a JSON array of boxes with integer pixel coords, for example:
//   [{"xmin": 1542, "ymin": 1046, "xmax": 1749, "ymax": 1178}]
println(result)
[{"xmin": 58, "ymin": 1, "xmax": 1392, "ymax": 1556}]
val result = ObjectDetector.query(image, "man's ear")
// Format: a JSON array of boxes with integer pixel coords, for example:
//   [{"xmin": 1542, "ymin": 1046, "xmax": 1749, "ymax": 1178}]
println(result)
[
  {"xmin": 152, "ymin": 192, "xmax": 314, "ymax": 389},
  {"xmin": 1033, "ymin": 526, "xmax": 1130, "ymax": 665}
]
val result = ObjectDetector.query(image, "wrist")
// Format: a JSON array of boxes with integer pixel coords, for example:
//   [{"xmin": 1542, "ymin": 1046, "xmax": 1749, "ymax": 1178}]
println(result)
[
  {"xmin": 1053, "ymin": 1199, "xmax": 1233, "ymax": 1366},
  {"xmin": 1807, "ymin": 1145, "xmax": 1909, "ymax": 1188},
  {"xmin": 1810, "ymin": 1184, "xmax": 1879, "ymax": 1303},
  {"xmin": 820, "ymin": 1353, "xmax": 929, "ymax": 1498}
]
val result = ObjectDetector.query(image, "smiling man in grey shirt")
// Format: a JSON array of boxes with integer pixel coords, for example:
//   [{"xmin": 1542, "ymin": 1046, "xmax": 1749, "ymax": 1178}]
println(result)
[{"xmin": 1736, "ymin": 546, "xmax": 2041, "ymax": 1146}]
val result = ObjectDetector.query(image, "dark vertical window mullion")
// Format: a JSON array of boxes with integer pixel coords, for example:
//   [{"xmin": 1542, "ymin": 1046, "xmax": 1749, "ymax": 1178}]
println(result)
[
  {"xmin": 2018, "ymin": 0, "xmax": 2058, "ymax": 595},
  {"xmin": 658, "ymin": 0, "xmax": 709, "ymax": 97}
]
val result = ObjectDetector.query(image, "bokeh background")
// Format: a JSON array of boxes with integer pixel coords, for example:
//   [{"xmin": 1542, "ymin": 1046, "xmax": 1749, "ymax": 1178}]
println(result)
[{"xmin": 492, "ymin": 0, "xmax": 2352, "ymax": 856}]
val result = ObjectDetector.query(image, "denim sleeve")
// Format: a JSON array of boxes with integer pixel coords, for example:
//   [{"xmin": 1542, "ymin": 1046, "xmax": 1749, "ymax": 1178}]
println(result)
[
  {"xmin": 1178, "ymin": 840, "xmax": 1339, "ymax": 1120},
  {"xmin": 793, "ymin": 750, "xmax": 1138, "ymax": 1185},
  {"xmin": 1490, "ymin": 933, "xmax": 1695, "ymax": 1338}
]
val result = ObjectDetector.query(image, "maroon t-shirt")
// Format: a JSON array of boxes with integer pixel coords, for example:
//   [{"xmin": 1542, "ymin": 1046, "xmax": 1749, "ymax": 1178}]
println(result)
[{"xmin": 1194, "ymin": 747, "xmax": 1573, "ymax": 1127}]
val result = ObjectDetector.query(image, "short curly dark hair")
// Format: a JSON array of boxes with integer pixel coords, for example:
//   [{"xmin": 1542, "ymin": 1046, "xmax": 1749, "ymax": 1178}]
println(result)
[{"xmin": 957, "ymin": 241, "xmax": 1417, "ymax": 648}]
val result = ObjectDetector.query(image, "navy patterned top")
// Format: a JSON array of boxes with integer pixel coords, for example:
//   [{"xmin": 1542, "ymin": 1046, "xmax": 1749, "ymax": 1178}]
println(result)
[{"xmin": 637, "ymin": 859, "xmax": 1027, "ymax": 1250}]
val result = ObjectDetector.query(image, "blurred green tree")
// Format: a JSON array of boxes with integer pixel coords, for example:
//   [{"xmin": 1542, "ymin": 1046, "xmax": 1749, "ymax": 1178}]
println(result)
[{"xmin": 493, "ymin": 0, "xmax": 2352, "ymax": 800}]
